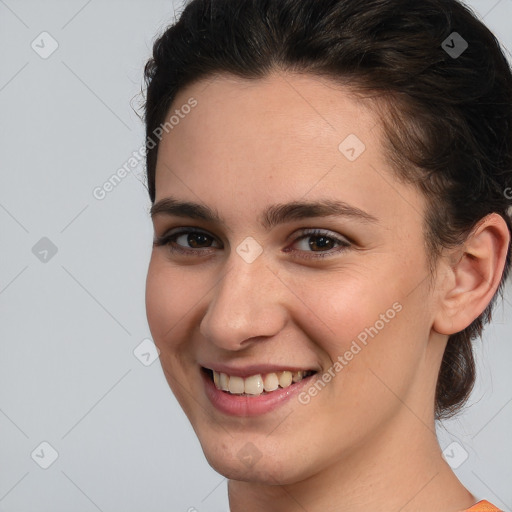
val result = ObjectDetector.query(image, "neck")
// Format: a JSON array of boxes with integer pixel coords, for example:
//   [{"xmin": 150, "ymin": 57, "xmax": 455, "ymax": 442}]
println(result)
[{"xmin": 227, "ymin": 412, "xmax": 475, "ymax": 512}]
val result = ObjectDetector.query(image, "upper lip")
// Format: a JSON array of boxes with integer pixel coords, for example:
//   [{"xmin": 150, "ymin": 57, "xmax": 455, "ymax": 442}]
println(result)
[{"xmin": 200, "ymin": 363, "xmax": 318, "ymax": 378}]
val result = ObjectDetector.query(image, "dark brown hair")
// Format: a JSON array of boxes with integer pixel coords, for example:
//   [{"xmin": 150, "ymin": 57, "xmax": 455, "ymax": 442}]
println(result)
[{"xmin": 142, "ymin": 0, "xmax": 512, "ymax": 419}]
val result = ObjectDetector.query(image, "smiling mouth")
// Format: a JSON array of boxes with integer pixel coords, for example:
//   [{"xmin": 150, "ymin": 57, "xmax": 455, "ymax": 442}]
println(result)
[{"xmin": 201, "ymin": 367, "xmax": 317, "ymax": 396}]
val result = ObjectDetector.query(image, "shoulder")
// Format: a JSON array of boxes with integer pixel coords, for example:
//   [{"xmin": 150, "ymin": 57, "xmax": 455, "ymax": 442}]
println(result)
[{"xmin": 464, "ymin": 500, "xmax": 502, "ymax": 511}]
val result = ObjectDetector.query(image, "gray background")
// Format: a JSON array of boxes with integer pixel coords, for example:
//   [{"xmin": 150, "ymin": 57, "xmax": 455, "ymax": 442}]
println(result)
[{"xmin": 0, "ymin": 1, "xmax": 511, "ymax": 511}]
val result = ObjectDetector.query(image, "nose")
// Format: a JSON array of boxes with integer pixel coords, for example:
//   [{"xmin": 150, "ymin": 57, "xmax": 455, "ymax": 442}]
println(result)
[{"xmin": 199, "ymin": 251, "xmax": 289, "ymax": 351}]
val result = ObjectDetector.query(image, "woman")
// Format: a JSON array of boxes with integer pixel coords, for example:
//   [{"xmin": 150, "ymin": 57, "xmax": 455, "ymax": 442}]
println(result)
[{"xmin": 142, "ymin": 0, "xmax": 512, "ymax": 510}]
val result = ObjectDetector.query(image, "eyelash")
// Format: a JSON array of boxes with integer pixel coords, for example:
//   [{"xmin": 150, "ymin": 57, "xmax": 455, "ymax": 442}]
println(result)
[{"xmin": 153, "ymin": 227, "xmax": 352, "ymax": 260}]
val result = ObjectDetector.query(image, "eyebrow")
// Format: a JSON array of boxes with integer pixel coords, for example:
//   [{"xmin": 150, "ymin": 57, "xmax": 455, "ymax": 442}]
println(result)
[{"xmin": 150, "ymin": 196, "xmax": 379, "ymax": 230}]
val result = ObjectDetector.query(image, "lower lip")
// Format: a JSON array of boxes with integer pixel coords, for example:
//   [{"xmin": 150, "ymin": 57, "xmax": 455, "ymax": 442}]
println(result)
[{"xmin": 201, "ymin": 369, "xmax": 317, "ymax": 417}]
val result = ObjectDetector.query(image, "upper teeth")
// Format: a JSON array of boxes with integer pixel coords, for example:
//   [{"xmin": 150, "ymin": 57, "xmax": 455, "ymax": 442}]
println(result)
[{"xmin": 212, "ymin": 369, "xmax": 314, "ymax": 396}]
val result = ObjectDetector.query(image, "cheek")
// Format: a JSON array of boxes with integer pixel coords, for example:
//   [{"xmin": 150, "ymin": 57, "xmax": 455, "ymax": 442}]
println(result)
[
  {"xmin": 292, "ymin": 259, "xmax": 430, "ymax": 398},
  {"xmin": 289, "ymin": 266, "xmax": 404, "ymax": 356},
  {"xmin": 145, "ymin": 257, "xmax": 192, "ymax": 343},
  {"xmin": 319, "ymin": 281, "xmax": 431, "ymax": 417},
  {"xmin": 145, "ymin": 258, "xmax": 201, "ymax": 406}
]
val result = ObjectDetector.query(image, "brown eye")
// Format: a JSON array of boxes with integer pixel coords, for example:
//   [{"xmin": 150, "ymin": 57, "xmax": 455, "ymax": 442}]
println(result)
[
  {"xmin": 154, "ymin": 227, "xmax": 351, "ymax": 260},
  {"xmin": 153, "ymin": 228, "xmax": 220, "ymax": 256},
  {"xmin": 179, "ymin": 232, "xmax": 214, "ymax": 249},
  {"xmin": 287, "ymin": 229, "xmax": 352, "ymax": 259}
]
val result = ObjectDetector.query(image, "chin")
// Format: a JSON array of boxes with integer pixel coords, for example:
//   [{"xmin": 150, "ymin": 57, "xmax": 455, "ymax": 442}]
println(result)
[{"xmin": 198, "ymin": 432, "xmax": 312, "ymax": 485}]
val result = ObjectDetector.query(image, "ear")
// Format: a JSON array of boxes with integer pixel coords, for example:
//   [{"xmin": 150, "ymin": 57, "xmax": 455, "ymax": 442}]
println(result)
[{"xmin": 433, "ymin": 213, "xmax": 510, "ymax": 336}]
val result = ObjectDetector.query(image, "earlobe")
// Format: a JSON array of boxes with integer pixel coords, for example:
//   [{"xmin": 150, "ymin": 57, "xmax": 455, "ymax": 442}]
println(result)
[{"xmin": 432, "ymin": 213, "xmax": 510, "ymax": 336}]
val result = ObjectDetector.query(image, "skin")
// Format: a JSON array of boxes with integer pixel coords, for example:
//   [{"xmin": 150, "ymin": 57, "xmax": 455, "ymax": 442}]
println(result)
[{"xmin": 145, "ymin": 71, "xmax": 510, "ymax": 512}]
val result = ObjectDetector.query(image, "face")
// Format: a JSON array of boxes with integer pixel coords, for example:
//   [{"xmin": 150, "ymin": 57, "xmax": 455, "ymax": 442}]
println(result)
[{"xmin": 145, "ymin": 71, "xmax": 445, "ymax": 484}]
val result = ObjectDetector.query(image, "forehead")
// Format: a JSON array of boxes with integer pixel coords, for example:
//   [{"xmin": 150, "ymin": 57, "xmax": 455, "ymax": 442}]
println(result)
[
  {"xmin": 161, "ymin": 71, "xmax": 378, "ymax": 161},
  {"xmin": 154, "ymin": 71, "xmax": 426, "ymax": 233},
  {"xmin": 157, "ymin": 72, "xmax": 376, "ymax": 186}
]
